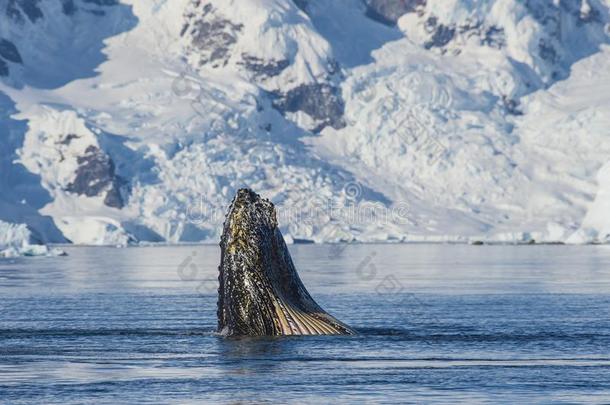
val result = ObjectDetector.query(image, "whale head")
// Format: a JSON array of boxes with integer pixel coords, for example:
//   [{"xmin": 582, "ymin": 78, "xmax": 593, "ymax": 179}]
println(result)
[{"xmin": 217, "ymin": 188, "xmax": 355, "ymax": 336}]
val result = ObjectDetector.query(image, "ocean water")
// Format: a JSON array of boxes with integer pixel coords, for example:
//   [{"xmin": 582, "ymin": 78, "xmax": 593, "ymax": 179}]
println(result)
[{"xmin": 1, "ymin": 244, "xmax": 610, "ymax": 404}]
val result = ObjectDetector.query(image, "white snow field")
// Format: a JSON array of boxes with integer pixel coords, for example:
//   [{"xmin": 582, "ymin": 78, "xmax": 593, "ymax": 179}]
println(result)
[{"xmin": 0, "ymin": 0, "xmax": 608, "ymax": 246}]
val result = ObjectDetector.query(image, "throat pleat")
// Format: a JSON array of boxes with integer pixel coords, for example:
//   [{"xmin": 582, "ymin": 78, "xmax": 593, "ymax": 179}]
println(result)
[{"xmin": 267, "ymin": 288, "xmax": 352, "ymax": 335}]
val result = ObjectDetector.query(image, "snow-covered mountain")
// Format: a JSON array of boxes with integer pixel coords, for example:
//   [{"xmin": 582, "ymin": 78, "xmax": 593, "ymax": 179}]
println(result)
[{"xmin": 0, "ymin": 0, "xmax": 608, "ymax": 246}]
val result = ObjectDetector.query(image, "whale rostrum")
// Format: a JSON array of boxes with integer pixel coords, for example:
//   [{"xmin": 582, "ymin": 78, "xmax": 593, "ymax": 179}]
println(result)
[{"xmin": 217, "ymin": 189, "xmax": 356, "ymax": 336}]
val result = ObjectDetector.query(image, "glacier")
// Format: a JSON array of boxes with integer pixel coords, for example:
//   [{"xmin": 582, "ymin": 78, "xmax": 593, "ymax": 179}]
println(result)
[
  {"xmin": 0, "ymin": 219, "xmax": 65, "ymax": 257},
  {"xmin": 0, "ymin": 0, "xmax": 608, "ymax": 246}
]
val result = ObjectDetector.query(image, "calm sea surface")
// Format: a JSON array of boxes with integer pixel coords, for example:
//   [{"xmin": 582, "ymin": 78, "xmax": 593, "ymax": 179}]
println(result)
[{"xmin": 1, "ymin": 244, "xmax": 610, "ymax": 404}]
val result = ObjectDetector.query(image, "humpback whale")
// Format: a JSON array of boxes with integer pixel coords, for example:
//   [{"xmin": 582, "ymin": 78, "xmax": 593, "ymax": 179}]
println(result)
[{"xmin": 217, "ymin": 189, "xmax": 356, "ymax": 336}]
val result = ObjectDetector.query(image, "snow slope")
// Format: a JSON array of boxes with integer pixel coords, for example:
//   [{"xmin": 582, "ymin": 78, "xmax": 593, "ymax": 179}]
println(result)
[{"xmin": 0, "ymin": 0, "xmax": 608, "ymax": 245}]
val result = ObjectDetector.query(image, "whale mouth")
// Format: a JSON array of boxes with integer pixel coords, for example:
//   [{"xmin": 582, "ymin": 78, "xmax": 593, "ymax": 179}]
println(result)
[{"xmin": 217, "ymin": 189, "xmax": 355, "ymax": 336}]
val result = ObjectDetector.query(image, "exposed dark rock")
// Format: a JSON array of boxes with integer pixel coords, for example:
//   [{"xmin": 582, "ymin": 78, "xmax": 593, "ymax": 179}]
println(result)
[
  {"xmin": 538, "ymin": 39, "xmax": 558, "ymax": 63},
  {"xmin": 455, "ymin": 20, "xmax": 506, "ymax": 49},
  {"xmin": 481, "ymin": 26, "xmax": 505, "ymax": 49},
  {"xmin": 0, "ymin": 39, "xmax": 22, "ymax": 64},
  {"xmin": 182, "ymin": 2, "xmax": 243, "ymax": 68},
  {"xmin": 239, "ymin": 54, "xmax": 290, "ymax": 79},
  {"xmin": 364, "ymin": 0, "xmax": 423, "ymax": 25},
  {"xmin": 6, "ymin": 0, "xmax": 43, "ymax": 23},
  {"xmin": 58, "ymin": 133, "xmax": 81, "ymax": 145},
  {"xmin": 424, "ymin": 22, "xmax": 455, "ymax": 49},
  {"xmin": 65, "ymin": 145, "xmax": 125, "ymax": 208},
  {"xmin": 0, "ymin": 59, "xmax": 8, "ymax": 76},
  {"xmin": 523, "ymin": 1, "xmax": 602, "ymax": 36},
  {"xmin": 273, "ymin": 83, "xmax": 346, "ymax": 132},
  {"xmin": 326, "ymin": 58, "xmax": 340, "ymax": 75},
  {"xmin": 502, "ymin": 96, "xmax": 523, "ymax": 116},
  {"xmin": 424, "ymin": 15, "xmax": 437, "ymax": 32},
  {"xmin": 421, "ymin": 15, "xmax": 507, "ymax": 52},
  {"xmin": 103, "ymin": 178, "xmax": 125, "ymax": 208}
]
